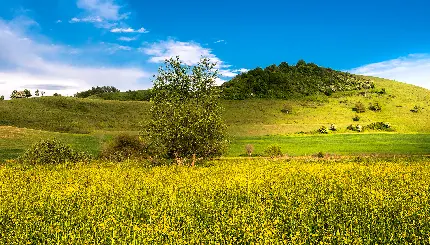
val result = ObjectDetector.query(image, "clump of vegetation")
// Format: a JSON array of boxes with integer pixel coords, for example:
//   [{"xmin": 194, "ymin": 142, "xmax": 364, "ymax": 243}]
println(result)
[
  {"xmin": 369, "ymin": 102, "xmax": 382, "ymax": 112},
  {"xmin": 143, "ymin": 57, "xmax": 228, "ymax": 162},
  {"xmin": 410, "ymin": 105, "xmax": 422, "ymax": 113},
  {"xmin": 264, "ymin": 144, "xmax": 282, "ymax": 158},
  {"xmin": 316, "ymin": 152, "xmax": 325, "ymax": 158},
  {"xmin": 365, "ymin": 122, "xmax": 393, "ymax": 131},
  {"xmin": 99, "ymin": 134, "xmax": 148, "ymax": 162},
  {"xmin": 17, "ymin": 139, "xmax": 91, "ymax": 165},
  {"xmin": 245, "ymin": 144, "xmax": 254, "ymax": 157},
  {"xmin": 353, "ymin": 115, "xmax": 361, "ymax": 121},
  {"xmin": 318, "ymin": 126, "xmax": 329, "ymax": 134},
  {"xmin": 10, "ymin": 89, "xmax": 32, "ymax": 99},
  {"xmin": 353, "ymin": 102, "xmax": 366, "ymax": 113},
  {"xmin": 347, "ymin": 124, "xmax": 363, "ymax": 132},
  {"xmin": 74, "ymin": 86, "xmax": 120, "ymax": 98},
  {"xmin": 221, "ymin": 60, "xmax": 374, "ymax": 100},
  {"xmin": 329, "ymin": 124, "xmax": 337, "ymax": 131},
  {"xmin": 281, "ymin": 104, "xmax": 293, "ymax": 114},
  {"xmin": 0, "ymin": 95, "xmax": 4, "ymax": 101}
]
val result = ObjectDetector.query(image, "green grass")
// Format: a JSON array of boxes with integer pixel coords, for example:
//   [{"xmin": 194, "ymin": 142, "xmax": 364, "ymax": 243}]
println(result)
[
  {"xmin": 229, "ymin": 133, "xmax": 430, "ymax": 156},
  {"xmin": 1, "ymin": 158, "xmax": 430, "ymax": 243},
  {"xmin": 1, "ymin": 77, "xmax": 429, "ymax": 137}
]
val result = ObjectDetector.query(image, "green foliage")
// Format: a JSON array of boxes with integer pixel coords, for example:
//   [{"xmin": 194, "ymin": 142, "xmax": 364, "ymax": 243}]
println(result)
[
  {"xmin": 347, "ymin": 124, "xmax": 363, "ymax": 132},
  {"xmin": 410, "ymin": 105, "xmax": 422, "ymax": 113},
  {"xmin": 353, "ymin": 115, "xmax": 361, "ymax": 121},
  {"xmin": 143, "ymin": 57, "xmax": 228, "ymax": 160},
  {"xmin": 99, "ymin": 134, "xmax": 149, "ymax": 162},
  {"xmin": 221, "ymin": 60, "xmax": 374, "ymax": 99},
  {"xmin": 329, "ymin": 124, "xmax": 337, "ymax": 131},
  {"xmin": 245, "ymin": 144, "xmax": 254, "ymax": 156},
  {"xmin": 369, "ymin": 102, "xmax": 382, "ymax": 111},
  {"xmin": 316, "ymin": 152, "xmax": 325, "ymax": 158},
  {"xmin": 17, "ymin": 139, "xmax": 91, "ymax": 165},
  {"xmin": 0, "ymin": 95, "xmax": 4, "ymax": 101},
  {"xmin": 91, "ymin": 89, "xmax": 153, "ymax": 101},
  {"xmin": 318, "ymin": 126, "xmax": 329, "ymax": 134},
  {"xmin": 365, "ymin": 122, "xmax": 393, "ymax": 131},
  {"xmin": 53, "ymin": 93, "xmax": 62, "ymax": 97},
  {"xmin": 74, "ymin": 86, "xmax": 120, "ymax": 98},
  {"xmin": 353, "ymin": 102, "xmax": 366, "ymax": 113},
  {"xmin": 280, "ymin": 104, "xmax": 293, "ymax": 114},
  {"xmin": 10, "ymin": 90, "xmax": 31, "ymax": 99},
  {"xmin": 264, "ymin": 144, "xmax": 282, "ymax": 157}
]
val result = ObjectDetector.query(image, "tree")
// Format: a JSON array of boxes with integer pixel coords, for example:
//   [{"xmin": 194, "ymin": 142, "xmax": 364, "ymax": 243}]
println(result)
[
  {"xmin": 143, "ymin": 56, "xmax": 228, "ymax": 162},
  {"xmin": 23, "ymin": 89, "xmax": 32, "ymax": 98},
  {"xmin": 35, "ymin": 89, "xmax": 40, "ymax": 96},
  {"xmin": 0, "ymin": 95, "xmax": 4, "ymax": 101}
]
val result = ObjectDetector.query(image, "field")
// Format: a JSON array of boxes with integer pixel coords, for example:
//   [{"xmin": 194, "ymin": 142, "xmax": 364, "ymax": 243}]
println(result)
[{"xmin": 1, "ymin": 157, "xmax": 429, "ymax": 243}]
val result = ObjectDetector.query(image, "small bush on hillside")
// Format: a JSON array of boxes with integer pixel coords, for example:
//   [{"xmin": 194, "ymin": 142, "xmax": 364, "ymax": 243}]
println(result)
[
  {"xmin": 410, "ymin": 105, "xmax": 421, "ymax": 113},
  {"xmin": 264, "ymin": 145, "xmax": 282, "ymax": 158},
  {"xmin": 353, "ymin": 115, "xmax": 360, "ymax": 121},
  {"xmin": 99, "ymin": 134, "xmax": 148, "ymax": 162},
  {"xmin": 0, "ymin": 95, "xmax": 4, "ymax": 101},
  {"xmin": 281, "ymin": 104, "xmax": 293, "ymax": 114},
  {"xmin": 353, "ymin": 102, "xmax": 366, "ymax": 113},
  {"xmin": 317, "ymin": 152, "xmax": 325, "ymax": 158},
  {"xmin": 369, "ymin": 102, "xmax": 382, "ymax": 112},
  {"xmin": 318, "ymin": 126, "xmax": 329, "ymax": 134},
  {"xmin": 245, "ymin": 144, "xmax": 254, "ymax": 157},
  {"xmin": 17, "ymin": 139, "xmax": 91, "ymax": 165},
  {"xmin": 365, "ymin": 122, "xmax": 393, "ymax": 131},
  {"xmin": 347, "ymin": 124, "xmax": 363, "ymax": 132},
  {"xmin": 329, "ymin": 124, "xmax": 337, "ymax": 131}
]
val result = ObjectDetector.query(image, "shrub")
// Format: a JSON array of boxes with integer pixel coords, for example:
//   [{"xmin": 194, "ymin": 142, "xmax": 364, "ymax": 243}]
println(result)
[
  {"xmin": 329, "ymin": 124, "xmax": 337, "ymax": 131},
  {"xmin": 264, "ymin": 145, "xmax": 282, "ymax": 158},
  {"xmin": 353, "ymin": 115, "xmax": 360, "ymax": 121},
  {"xmin": 318, "ymin": 126, "xmax": 328, "ymax": 134},
  {"xmin": 353, "ymin": 102, "xmax": 366, "ymax": 113},
  {"xmin": 347, "ymin": 124, "xmax": 363, "ymax": 132},
  {"xmin": 0, "ymin": 95, "xmax": 4, "ymax": 101},
  {"xmin": 364, "ymin": 122, "xmax": 393, "ymax": 131},
  {"xmin": 99, "ymin": 134, "xmax": 149, "ymax": 162},
  {"xmin": 17, "ymin": 139, "xmax": 91, "ymax": 165},
  {"xmin": 369, "ymin": 102, "xmax": 382, "ymax": 112},
  {"xmin": 410, "ymin": 105, "xmax": 421, "ymax": 113},
  {"xmin": 245, "ymin": 144, "xmax": 254, "ymax": 157},
  {"xmin": 317, "ymin": 152, "xmax": 325, "ymax": 158},
  {"xmin": 281, "ymin": 104, "xmax": 293, "ymax": 114}
]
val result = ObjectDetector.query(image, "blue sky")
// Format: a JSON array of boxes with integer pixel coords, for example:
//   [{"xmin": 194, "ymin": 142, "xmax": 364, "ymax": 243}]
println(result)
[{"xmin": 1, "ymin": 0, "xmax": 430, "ymax": 98}]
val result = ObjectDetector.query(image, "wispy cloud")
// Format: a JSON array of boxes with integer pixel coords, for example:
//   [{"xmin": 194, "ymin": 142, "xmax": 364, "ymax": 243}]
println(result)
[
  {"xmin": 69, "ymin": 16, "xmax": 103, "ymax": 23},
  {"xmin": 56, "ymin": 20, "xmax": 62, "ymax": 23},
  {"xmin": 76, "ymin": 0, "xmax": 128, "ymax": 21},
  {"xmin": 141, "ymin": 39, "xmax": 247, "ymax": 84},
  {"xmin": 111, "ymin": 27, "xmax": 148, "ymax": 33},
  {"xmin": 0, "ymin": 17, "xmax": 148, "ymax": 99},
  {"xmin": 118, "ymin": 36, "xmax": 137, "ymax": 42},
  {"xmin": 349, "ymin": 54, "xmax": 430, "ymax": 89},
  {"xmin": 214, "ymin": 39, "xmax": 226, "ymax": 44}
]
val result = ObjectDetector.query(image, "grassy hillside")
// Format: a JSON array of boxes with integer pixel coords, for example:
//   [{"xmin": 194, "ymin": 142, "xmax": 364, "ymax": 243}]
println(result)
[{"xmin": 1, "ymin": 77, "xmax": 428, "ymax": 136}]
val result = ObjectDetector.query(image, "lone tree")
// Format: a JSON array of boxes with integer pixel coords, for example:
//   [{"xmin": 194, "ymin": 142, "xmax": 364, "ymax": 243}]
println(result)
[{"xmin": 143, "ymin": 56, "xmax": 228, "ymax": 162}]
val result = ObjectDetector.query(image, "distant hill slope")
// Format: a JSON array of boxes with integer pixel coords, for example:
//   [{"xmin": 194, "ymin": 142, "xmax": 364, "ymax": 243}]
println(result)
[
  {"xmin": 0, "ymin": 77, "xmax": 429, "ymax": 136},
  {"xmin": 221, "ymin": 60, "xmax": 374, "ymax": 100}
]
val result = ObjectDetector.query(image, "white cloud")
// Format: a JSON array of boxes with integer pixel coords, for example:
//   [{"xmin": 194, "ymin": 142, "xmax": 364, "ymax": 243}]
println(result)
[
  {"xmin": 232, "ymin": 68, "xmax": 249, "ymax": 73},
  {"xmin": 118, "ymin": 36, "xmax": 137, "ymax": 42},
  {"xmin": 0, "ymin": 18, "xmax": 148, "ymax": 99},
  {"xmin": 56, "ymin": 20, "xmax": 62, "ymax": 23},
  {"xmin": 214, "ymin": 39, "xmax": 225, "ymax": 44},
  {"xmin": 76, "ymin": 0, "xmax": 127, "ymax": 21},
  {"xmin": 111, "ymin": 27, "xmax": 148, "ymax": 33},
  {"xmin": 349, "ymin": 54, "xmax": 430, "ymax": 89},
  {"xmin": 69, "ymin": 16, "xmax": 103, "ymax": 23}
]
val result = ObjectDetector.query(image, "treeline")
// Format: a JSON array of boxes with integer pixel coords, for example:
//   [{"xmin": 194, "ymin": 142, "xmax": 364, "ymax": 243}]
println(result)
[
  {"xmin": 221, "ymin": 60, "xmax": 374, "ymax": 100},
  {"xmin": 74, "ymin": 86, "xmax": 152, "ymax": 101},
  {"xmin": 74, "ymin": 61, "xmax": 375, "ymax": 101}
]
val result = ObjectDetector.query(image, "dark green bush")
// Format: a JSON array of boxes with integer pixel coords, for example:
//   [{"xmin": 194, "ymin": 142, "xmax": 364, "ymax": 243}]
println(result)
[
  {"xmin": 364, "ymin": 122, "xmax": 393, "ymax": 131},
  {"xmin": 17, "ymin": 139, "xmax": 91, "ymax": 165},
  {"xmin": 353, "ymin": 115, "xmax": 361, "ymax": 121},
  {"xmin": 99, "ymin": 134, "xmax": 149, "ymax": 162},
  {"xmin": 410, "ymin": 105, "xmax": 421, "ymax": 113},
  {"xmin": 264, "ymin": 145, "xmax": 283, "ymax": 158},
  {"xmin": 369, "ymin": 102, "xmax": 382, "ymax": 112},
  {"xmin": 319, "ymin": 126, "xmax": 329, "ymax": 134},
  {"xmin": 347, "ymin": 124, "xmax": 363, "ymax": 132},
  {"xmin": 281, "ymin": 104, "xmax": 293, "ymax": 114},
  {"xmin": 329, "ymin": 124, "xmax": 337, "ymax": 131},
  {"xmin": 353, "ymin": 102, "xmax": 366, "ymax": 113}
]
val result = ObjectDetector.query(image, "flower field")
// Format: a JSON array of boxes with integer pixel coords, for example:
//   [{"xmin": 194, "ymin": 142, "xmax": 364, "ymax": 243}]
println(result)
[{"xmin": 1, "ymin": 157, "xmax": 429, "ymax": 244}]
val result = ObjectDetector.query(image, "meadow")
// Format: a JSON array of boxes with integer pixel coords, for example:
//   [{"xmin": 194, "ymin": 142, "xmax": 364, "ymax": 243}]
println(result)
[{"xmin": 1, "ymin": 157, "xmax": 429, "ymax": 244}]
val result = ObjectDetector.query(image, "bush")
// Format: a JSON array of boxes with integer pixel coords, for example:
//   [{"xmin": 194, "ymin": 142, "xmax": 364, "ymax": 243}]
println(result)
[
  {"xmin": 329, "ymin": 124, "xmax": 337, "ymax": 131},
  {"xmin": 347, "ymin": 124, "xmax": 363, "ymax": 132},
  {"xmin": 369, "ymin": 102, "xmax": 382, "ymax": 112},
  {"xmin": 364, "ymin": 122, "xmax": 393, "ymax": 131},
  {"xmin": 410, "ymin": 105, "xmax": 421, "ymax": 113},
  {"xmin": 0, "ymin": 95, "xmax": 4, "ymax": 101},
  {"xmin": 99, "ymin": 134, "xmax": 148, "ymax": 162},
  {"xmin": 245, "ymin": 144, "xmax": 254, "ymax": 157},
  {"xmin": 317, "ymin": 152, "xmax": 325, "ymax": 158},
  {"xmin": 318, "ymin": 126, "xmax": 328, "ymax": 134},
  {"xmin": 17, "ymin": 139, "xmax": 91, "ymax": 165},
  {"xmin": 353, "ymin": 102, "xmax": 366, "ymax": 113},
  {"xmin": 281, "ymin": 104, "xmax": 293, "ymax": 114},
  {"xmin": 353, "ymin": 115, "xmax": 360, "ymax": 121},
  {"xmin": 264, "ymin": 145, "xmax": 282, "ymax": 158}
]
